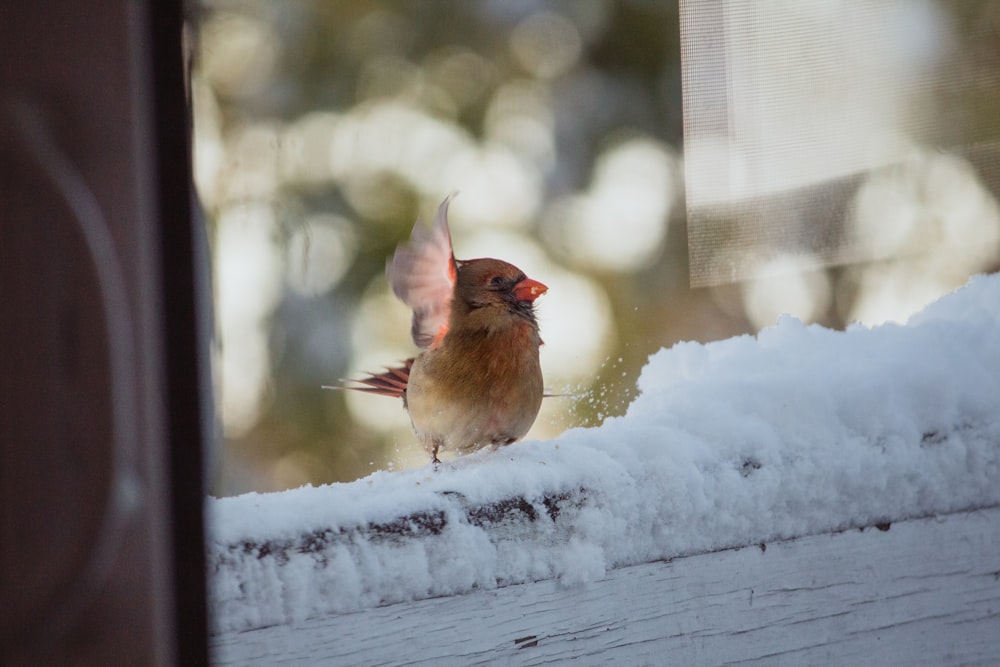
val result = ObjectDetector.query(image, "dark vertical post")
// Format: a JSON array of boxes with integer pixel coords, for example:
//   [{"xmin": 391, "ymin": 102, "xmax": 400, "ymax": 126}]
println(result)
[
  {"xmin": 148, "ymin": 3, "xmax": 212, "ymax": 664},
  {"xmin": 0, "ymin": 1, "xmax": 209, "ymax": 664}
]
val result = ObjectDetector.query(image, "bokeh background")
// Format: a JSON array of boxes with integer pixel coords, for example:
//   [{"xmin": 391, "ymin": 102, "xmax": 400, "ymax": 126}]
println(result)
[{"xmin": 192, "ymin": 1, "xmax": 1000, "ymax": 495}]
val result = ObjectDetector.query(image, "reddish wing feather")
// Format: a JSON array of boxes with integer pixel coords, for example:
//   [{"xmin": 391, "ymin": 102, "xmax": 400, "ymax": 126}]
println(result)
[{"xmin": 387, "ymin": 196, "xmax": 458, "ymax": 349}]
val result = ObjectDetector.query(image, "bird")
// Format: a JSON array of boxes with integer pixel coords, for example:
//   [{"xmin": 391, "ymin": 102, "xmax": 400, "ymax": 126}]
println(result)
[{"xmin": 345, "ymin": 195, "xmax": 547, "ymax": 465}]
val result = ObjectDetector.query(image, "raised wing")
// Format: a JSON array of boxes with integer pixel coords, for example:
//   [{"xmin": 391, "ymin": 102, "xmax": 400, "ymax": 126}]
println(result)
[{"xmin": 387, "ymin": 195, "xmax": 458, "ymax": 349}]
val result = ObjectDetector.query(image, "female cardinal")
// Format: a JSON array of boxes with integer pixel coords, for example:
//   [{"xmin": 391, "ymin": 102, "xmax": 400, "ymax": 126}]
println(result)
[{"xmin": 347, "ymin": 195, "xmax": 547, "ymax": 464}]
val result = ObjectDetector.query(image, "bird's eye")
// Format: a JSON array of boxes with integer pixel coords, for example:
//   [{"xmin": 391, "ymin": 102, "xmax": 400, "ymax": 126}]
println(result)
[{"xmin": 489, "ymin": 275, "xmax": 505, "ymax": 287}]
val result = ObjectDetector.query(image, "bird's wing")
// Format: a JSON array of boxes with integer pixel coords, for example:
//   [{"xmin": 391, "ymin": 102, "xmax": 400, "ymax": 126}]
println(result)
[{"xmin": 387, "ymin": 196, "xmax": 458, "ymax": 349}]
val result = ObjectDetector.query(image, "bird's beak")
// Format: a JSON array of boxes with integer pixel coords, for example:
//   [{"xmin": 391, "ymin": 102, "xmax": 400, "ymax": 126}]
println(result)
[{"xmin": 513, "ymin": 277, "xmax": 547, "ymax": 303}]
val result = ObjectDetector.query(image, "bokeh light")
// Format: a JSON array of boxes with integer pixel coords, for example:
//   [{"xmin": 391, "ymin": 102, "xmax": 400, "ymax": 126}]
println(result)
[
  {"xmin": 193, "ymin": 2, "xmax": 1000, "ymax": 494},
  {"xmin": 554, "ymin": 136, "xmax": 681, "ymax": 272},
  {"xmin": 848, "ymin": 149, "xmax": 1000, "ymax": 325},
  {"xmin": 214, "ymin": 202, "xmax": 284, "ymax": 438},
  {"xmin": 741, "ymin": 255, "xmax": 832, "ymax": 330}
]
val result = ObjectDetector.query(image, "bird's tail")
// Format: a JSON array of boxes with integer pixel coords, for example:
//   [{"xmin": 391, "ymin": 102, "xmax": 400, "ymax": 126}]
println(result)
[{"xmin": 327, "ymin": 358, "xmax": 414, "ymax": 398}]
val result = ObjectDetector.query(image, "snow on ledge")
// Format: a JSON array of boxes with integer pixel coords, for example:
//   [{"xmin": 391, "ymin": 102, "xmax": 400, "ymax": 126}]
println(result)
[{"xmin": 208, "ymin": 273, "xmax": 1000, "ymax": 634}]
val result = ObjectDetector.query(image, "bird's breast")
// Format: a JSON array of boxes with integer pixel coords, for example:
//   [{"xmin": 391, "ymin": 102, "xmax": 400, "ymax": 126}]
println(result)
[{"xmin": 404, "ymin": 320, "xmax": 543, "ymax": 452}]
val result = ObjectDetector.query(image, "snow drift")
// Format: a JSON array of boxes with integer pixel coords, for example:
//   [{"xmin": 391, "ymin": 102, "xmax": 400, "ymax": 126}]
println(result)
[{"xmin": 208, "ymin": 273, "xmax": 1000, "ymax": 634}]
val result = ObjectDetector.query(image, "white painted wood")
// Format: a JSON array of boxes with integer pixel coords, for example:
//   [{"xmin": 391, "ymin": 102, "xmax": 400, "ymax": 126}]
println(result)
[{"xmin": 211, "ymin": 505, "xmax": 1000, "ymax": 665}]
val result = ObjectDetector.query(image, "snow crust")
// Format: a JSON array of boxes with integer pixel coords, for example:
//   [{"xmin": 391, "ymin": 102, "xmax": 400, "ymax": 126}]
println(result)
[{"xmin": 209, "ymin": 273, "xmax": 1000, "ymax": 634}]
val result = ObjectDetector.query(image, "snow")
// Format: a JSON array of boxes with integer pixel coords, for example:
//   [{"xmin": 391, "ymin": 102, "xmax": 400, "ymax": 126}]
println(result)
[{"xmin": 208, "ymin": 273, "xmax": 1000, "ymax": 635}]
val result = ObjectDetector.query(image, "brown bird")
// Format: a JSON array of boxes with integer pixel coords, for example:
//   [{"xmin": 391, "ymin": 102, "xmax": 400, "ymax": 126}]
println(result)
[{"xmin": 347, "ymin": 195, "xmax": 547, "ymax": 464}]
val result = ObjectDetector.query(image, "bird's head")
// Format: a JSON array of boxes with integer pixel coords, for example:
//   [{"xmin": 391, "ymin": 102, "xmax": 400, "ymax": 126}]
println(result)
[{"xmin": 453, "ymin": 258, "xmax": 547, "ymax": 324}]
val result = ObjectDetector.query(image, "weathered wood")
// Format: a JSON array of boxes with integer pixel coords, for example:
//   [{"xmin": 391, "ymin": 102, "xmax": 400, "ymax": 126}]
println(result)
[
  {"xmin": 211, "ymin": 489, "xmax": 578, "ymax": 566},
  {"xmin": 211, "ymin": 505, "xmax": 1000, "ymax": 665}
]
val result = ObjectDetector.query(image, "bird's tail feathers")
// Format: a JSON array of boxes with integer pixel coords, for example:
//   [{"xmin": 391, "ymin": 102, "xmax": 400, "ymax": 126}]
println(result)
[{"xmin": 328, "ymin": 358, "xmax": 414, "ymax": 398}]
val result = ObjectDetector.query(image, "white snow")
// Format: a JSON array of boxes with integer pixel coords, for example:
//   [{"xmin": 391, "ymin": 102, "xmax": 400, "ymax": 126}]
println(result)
[{"xmin": 208, "ymin": 273, "xmax": 1000, "ymax": 635}]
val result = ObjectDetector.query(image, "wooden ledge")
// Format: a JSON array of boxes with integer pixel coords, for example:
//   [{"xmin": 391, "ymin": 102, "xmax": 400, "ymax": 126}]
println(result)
[{"xmin": 212, "ymin": 504, "xmax": 1000, "ymax": 664}]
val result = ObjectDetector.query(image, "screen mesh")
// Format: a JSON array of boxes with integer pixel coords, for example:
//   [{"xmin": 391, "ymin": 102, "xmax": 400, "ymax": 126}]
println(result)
[{"xmin": 680, "ymin": 0, "xmax": 1000, "ymax": 286}]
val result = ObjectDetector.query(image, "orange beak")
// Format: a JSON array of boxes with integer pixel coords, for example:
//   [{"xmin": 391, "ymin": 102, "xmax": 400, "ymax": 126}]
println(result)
[{"xmin": 513, "ymin": 277, "xmax": 547, "ymax": 303}]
